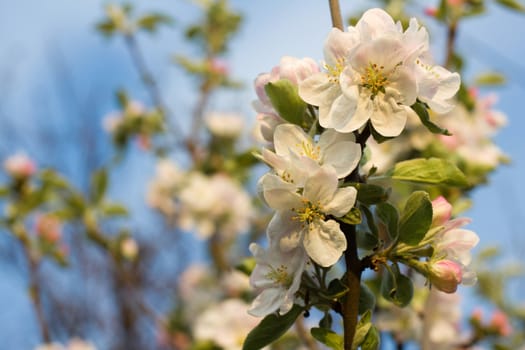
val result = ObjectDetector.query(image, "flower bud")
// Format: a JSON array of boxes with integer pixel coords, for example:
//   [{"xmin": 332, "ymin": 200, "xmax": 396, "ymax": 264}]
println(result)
[
  {"xmin": 490, "ymin": 310, "xmax": 512, "ymax": 336},
  {"xmin": 35, "ymin": 215, "xmax": 62, "ymax": 243},
  {"xmin": 205, "ymin": 112, "xmax": 245, "ymax": 139},
  {"xmin": 431, "ymin": 196, "xmax": 452, "ymax": 227},
  {"xmin": 429, "ymin": 259, "xmax": 462, "ymax": 293},
  {"xmin": 4, "ymin": 153, "xmax": 37, "ymax": 179},
  {"xmin": 120, "ymin": 237, "xmax": 139, "ymax": 260}
]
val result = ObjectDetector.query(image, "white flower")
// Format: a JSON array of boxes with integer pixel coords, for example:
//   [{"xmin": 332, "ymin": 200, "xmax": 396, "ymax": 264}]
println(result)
[
  {"xmin": 262, "ymin": 166, "xmax": 356, "ymax": 267},
  {"xmin": 299, "ymin": 28, "xmax": 359, "ymax": 129},
  {"xmin": 248, "ymin": 243, "xmax": 306, "ymax": 317},
  {"xmin": 146, "ymin": 159, "xmax": 184, "ymax": 216},
  {"xmin": 194, "ymin": 299, "xmax": 261, "ymax": 350},
  {"xmin": 4, "ymin": 153, "xmax": 37, "ymax": 178},
  {"xmin": 272, "ymin": 124, "xmax": 361, "ymax": 179},
  {"xmin": 205, "ymin": 112, "xmax": 245, "ymax": 139}
]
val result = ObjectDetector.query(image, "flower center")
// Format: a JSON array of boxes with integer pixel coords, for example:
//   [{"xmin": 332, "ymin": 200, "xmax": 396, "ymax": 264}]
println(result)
[
  {"xmin": 324, "ymin": 57, "xmax": 346, "ymax": 84},
  {"xmin": 266, "ymin": 264, "xmax": 292, "ymax": 287},
  {"xmin": 360, "ymin": 63, "xmax": 388, "ymax": 98},
  {"xmin": 292, "ymin": 199, "xmax": 325, "ymax": 225},
  {"xmin": 297, "ymin": 141, "xmax": 321, "ymax": 161}
]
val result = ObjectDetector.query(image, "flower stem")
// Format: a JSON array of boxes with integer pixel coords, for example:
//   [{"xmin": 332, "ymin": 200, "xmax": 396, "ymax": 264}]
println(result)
[
  {"xmin": 444, "ymin": 21, "xmax": 458, "ymax": 69},
  {"xmin": 328, "ymin": 0, "xmax": 344, "ymax": 31}
]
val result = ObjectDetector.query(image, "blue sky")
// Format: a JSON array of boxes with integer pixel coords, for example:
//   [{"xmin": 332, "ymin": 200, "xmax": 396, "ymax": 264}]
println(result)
[{"xmin": 0, "ymin": 0, "xmax": 524, "ymax": 347}]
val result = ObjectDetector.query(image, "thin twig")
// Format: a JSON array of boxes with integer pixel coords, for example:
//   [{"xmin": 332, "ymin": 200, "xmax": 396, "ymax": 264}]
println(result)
[
  {"xmin": 444, "ymin": 21, "xmax": 458, "ymax": 69},
  {"xmin": 328, "ymin": 0, "xmax": 344, "ymax": 31}
]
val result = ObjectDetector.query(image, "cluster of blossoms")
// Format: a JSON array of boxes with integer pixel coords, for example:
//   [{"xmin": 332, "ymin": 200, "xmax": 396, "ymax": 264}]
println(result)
[
  {"xmin": 298, "ymin": 8, "xmax": 459, "ymax": 137},
  {"xmin": 147, "ymin": 158, "xmax": 254, "ymax": 239}
]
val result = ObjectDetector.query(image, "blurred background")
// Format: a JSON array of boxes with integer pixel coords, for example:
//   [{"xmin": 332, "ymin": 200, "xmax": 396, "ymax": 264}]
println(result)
[{"xmin": 0, "ymin": 0, "xmax": 524, "ymax": 348}]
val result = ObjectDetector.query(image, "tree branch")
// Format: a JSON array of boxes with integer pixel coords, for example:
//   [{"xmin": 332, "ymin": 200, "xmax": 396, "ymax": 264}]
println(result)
[{"xmin": 328, "ymin": 0, "xmax": 344, "ymax": 31}]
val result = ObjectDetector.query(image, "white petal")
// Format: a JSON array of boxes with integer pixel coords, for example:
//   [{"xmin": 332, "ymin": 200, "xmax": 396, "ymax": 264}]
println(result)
[
  {"xmin": 304, "ymin": 220, "xmax": 347, "ymax": 267},
  {"xmin": 248, "ymin": 288, "xmax": 285, "ymax": 317},
  {"xmin": 274, "ymin": 124, "xmax": 309, "ymax": 158},
  {"xmin": 370, "ymin": 92, "xmax": 408, "ymax": 137},
  {"xmin": 336, "ymin": 91, "xmax": 373, "ymax": 133},
  {"xmin": 389, "ymin": 66, "xmax": 418, "ymax": 106},
  {"xmin": 356, "ymin": 8, "xmax": 398, "ymax": 41},
  {"xmin": 303, "ymin": 166, "xmax": 338, "ymax": 203},
  {"xmin": 324, "ymin": 186, "xmax": 357, "ymax": 217},
  {"xmin": 299, "ymin": 73, "xmax": 339, "ymax": 107},
  {"xmin": 267, "ymin": 211, "xmax": 303, "ymax": 252},
  {"xmin": 322, "ymin": 141, "xmax": 361, "ymax": 178},
  {"xmin": 324, "ymin": 93, "xmax": 359, "ymax": 131},
  {"xmin": 323, "ymin": 27, "xmax": 359, "ymax": 65}
]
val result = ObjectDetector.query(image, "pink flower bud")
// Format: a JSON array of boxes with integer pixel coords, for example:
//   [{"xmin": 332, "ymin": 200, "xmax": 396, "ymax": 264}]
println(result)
[
  {"xmin": 470, "ymin": 308, "xmax": 483, "ymax": 322},
  {"xmin": 424, "ymin": 7, "xmax": 437, "ymax": 17},
  {"xmin": 4, "ymin": 154, "xmax": 37, "ymax": 178},
  {"xmin": 431, "ymin": 196, "xmax": 452, "ymax": 227},
  {"xmin": 429, "ymin": 259, "xmax": 463, "ymax": 293},
  {"xmin": 35, "ymin": 215, "xmax": 62, "ymax": 243},
  {"xmin": 209, "ymin": 58, "xmax": 229, "ymax": 75},
  {"xmin": 490, "ymin": 310, "xmax": 512, "ymax": 336}
]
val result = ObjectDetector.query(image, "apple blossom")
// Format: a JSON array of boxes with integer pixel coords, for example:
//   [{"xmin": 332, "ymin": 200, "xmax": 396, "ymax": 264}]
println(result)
[
  {"xmin": 428, "ymin": 259, "xmax": 463, "ymax": 293},
  {"xmin": 205, "ymin": 112, "xmax": 245, "ymax": 139},
  {"xmin": 248, "ymin": 242, "xmax": 306, "ymax": 317},
  {"xmin": 4, "ymin": 153, "xmax": 37, "ymax": 178},
  {"xmin": 422, "ymin": 289, "xmax": 463, "ymax": 350},
  {"xmin": 35, "ymin": 214, "xmax": 62, "ymax": 243},
  {"xmin": 261, "ymin": 165, "xmax": 356, "ymax": 267}
]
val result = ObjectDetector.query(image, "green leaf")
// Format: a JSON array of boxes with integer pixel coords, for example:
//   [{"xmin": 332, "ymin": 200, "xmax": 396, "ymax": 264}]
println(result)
[
  {"xmin": 358, "ymin": 283, "xmax": 376, "ymax": 315},
  {"xmin": 100, "ymin": 203, "xmax": 129, "ymax": 217},
  {"xmin": 354, "ymin": 183, "xmax": 389, "ymax": 205},
  {"xmin": 362, "ymin": 325, "xmax": 380, "ymax": 350},
  {"xmin": 339, "ymin": 207, "xmax": 362, "ymax": 225},
  {"xmin": 474, "ymin": 72, "xmax": 506, "ymax": 86},
  {"xmin": 0, "ymin": 186, "xmax": 9, "ymax": 197},
  {"xmin": 242, "ymin": 304, "xmax": 304, "ymax": 350},
  {"xmin": 356, "ymin": 231, "xmax": 379, "ymax": 251},
  {"xmin": 310, "ymin": 328, "xmax": 343, "ymax": 350},
  {"xmin": 352, "ymin": 310, "xmax": 372, "ymax": 350},
  {"xmin": 398, "ymin": 191, "xmax": 433, "ymax": 246},
  {"xmin": 376, "ymin": 202, "xmax": 399, "ymax": 241},
  {"xmin": 390, "ymin": 158, "xmax": 469, "ymax": 187},
  {"xmin": 90, "ymin": 168, "xmax": 108, "ymax": 204},
  {"xmin": 381, "ymin": 266, "xmax": 414, "ymax": 307},
  {"xmin": 411, "ymin": 101, "xmax": 451, "ymax": 135},
  {"xmin": 236, "ymin": 257, "xmax": 256, "ymax": 276},
  {"xmin": 137, "ymin": 13, "xmax": 174, "ymax": 33},
  {"xmin": 323, "ymin": 278, "xmax": 349, "ymax": 299},
  {"xmin": 495, "ymin": 0, "xmax": 525, "ymax": 12},
  {"xmin": 96, "ymin": 20, "xmax": 116, "ymax": 37},
  {"xmin": 360, "ymin": 205, "xmax": 378, "ymax": 237},
  {"xmin": 264, "ymin": 79, "xmax": 306, "ymax": 126}
]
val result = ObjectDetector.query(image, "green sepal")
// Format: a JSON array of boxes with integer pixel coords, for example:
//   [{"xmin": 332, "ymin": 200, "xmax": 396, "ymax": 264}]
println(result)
[
  {"xmin": 310, "ymin": 328, "xmax": 343, "ymax": 350},
  {"xmin": 264, "ymin": 79, "xmax": 306, "ymax": 126},
  {"xmin": 390, "ymin": 158, "xmax": 469, "ymax": 187},
  {"xmin": 398, "ymin": 191, "xmax": 433, "ymax": 246},
  {"xmin": 242, "ymin": 304, "xmax": 304, "ymax": 350},
  {"xmin": 411, "ymin": 101, "xmax": 451, "ymax": 136}
]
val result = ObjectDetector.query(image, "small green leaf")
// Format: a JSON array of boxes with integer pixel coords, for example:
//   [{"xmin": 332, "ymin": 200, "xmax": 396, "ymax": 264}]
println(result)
[
  {"xmin": 390, "ymin": 158, "xmax": 469, "ymax": 187},
  {"xmin": 474, "ymin": 72, "xmax": 506, "ymax": 86},
  {"xmin": 412, "ymin": 101, "xmax": 451, "ymax": 135},
  {"xmin": 362, "ymin": 325, "xmax": 380, "ymax": 350},
  {"xmin": 264, "ymin": 79, "xmax": 306, "ymax": 126},
  {"xmin": 90, "ymin": 168, "xmax": 108, "ymax": 204},
  {"xmin": 96, "ymin": 20, "xmax": 116, "ymax": 37},
  {"xmin": 323, "ymin": 278, "xmax": 349, "ymax": 299},
  {"xmin": 310, "ymin": 328, "xmax": 343, "ymax": 350},
  {"xmin": 137, "ymin": 13, "xmax": 174, "ymax": 33},
  {"xmin": 242, "ymin": 305, "xmax": 304, "ymax": 350},
  {"xmin": 354, "ymin": 183, "xmax": 389, "ymax": 205},
  {"xmin": 495, "ymin": 0, "xmax": 525, "ymax": 12},
  {"xmin": 358, "ymin": 283, "xmax": 376, "ymax": 315},
  {"xmin": 381, "ymin": 266, "xmax": 414, "ymax": 307},
  {"xmin": 398, "ymin": 191, "xmax": 433, "ymax": 246},
  {"xmin": 360, "ymin": 205, "xmax": 378, "ymax": 237},
  {"xmin": 376, "ymin": 202, "xmax": 399, "ymax": 241},
  {"xmin": 236, "ymin": 257, "xmax": 256, "ymax": 276},
  {"xmin": 100, "ymin": 203, "xmax": 129, "ymax": 217},
  {"xmin": 339, "ymin": 207, "xmax": 362, "ymax": 225},
  {"xmin": 356, "ymin": 231, "xmax": 379, "ymax": 251},
  {"xmin": 352, "ymin": 310, "xmax": 372, "ymax": 349}
]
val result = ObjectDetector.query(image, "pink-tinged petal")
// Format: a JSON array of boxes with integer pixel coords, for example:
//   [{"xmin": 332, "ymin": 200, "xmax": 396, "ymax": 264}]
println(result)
[
  {"xmin": 431, "ymin": 196, "xmax": 452, "ymax": 227},
  {"xmin": 299, "ymin": 72, "xmax": 339, "ymax": 107},
  {"xmin": 259, "ymin": 175, "xmax": 302, "ymax": 211},
  {"xmin": 417, "ymin": 65, "xmax": 460, "ymax": 114},
  {"xmin": 323, "ymin": 27, "xmax": 359, "ymax": 65},
  {"xmin": 304, "ymin": 220, "xmax": 347, "ymax": 267},
  {"xmin": 324, "ymin": 186, "xmax": 357, "ymax": 217},
  {"xmin": 429, "ymin": 259, "xmax": 463, "ymax": 293},
  {"xmin": 322, "ymin": 141, "xmax": 361, "ymax": 178},
  {"xmin": 274, "ymin": 124, "xmax": 310, "ymax": 158},
  {"xmin": 369, "ymin": 92, "xmax": 408, "ymax": 137},
  {"xmin": 303, "ymin": 166, "xmax": 338, "ymax": 204},
  {"xmin": 356, "ymin": 8, "xmax": 398, "ymax": 41},
  {"xmin": 254, "ymin": 73, "xmax": 272, "ymax": 105},
  {"xmin": 350, "ymin": 37, "xmax": 407, "ymax": 74}
]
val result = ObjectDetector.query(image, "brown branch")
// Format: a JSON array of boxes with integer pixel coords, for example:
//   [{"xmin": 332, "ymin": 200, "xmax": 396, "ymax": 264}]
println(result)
[
  {"xmin": 328, "ymin": 0, "xmax": 344, "ymax": 31},
  {"xmin": 444, "ymin": 21, "xmax": 458, "ymax": 69}
]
